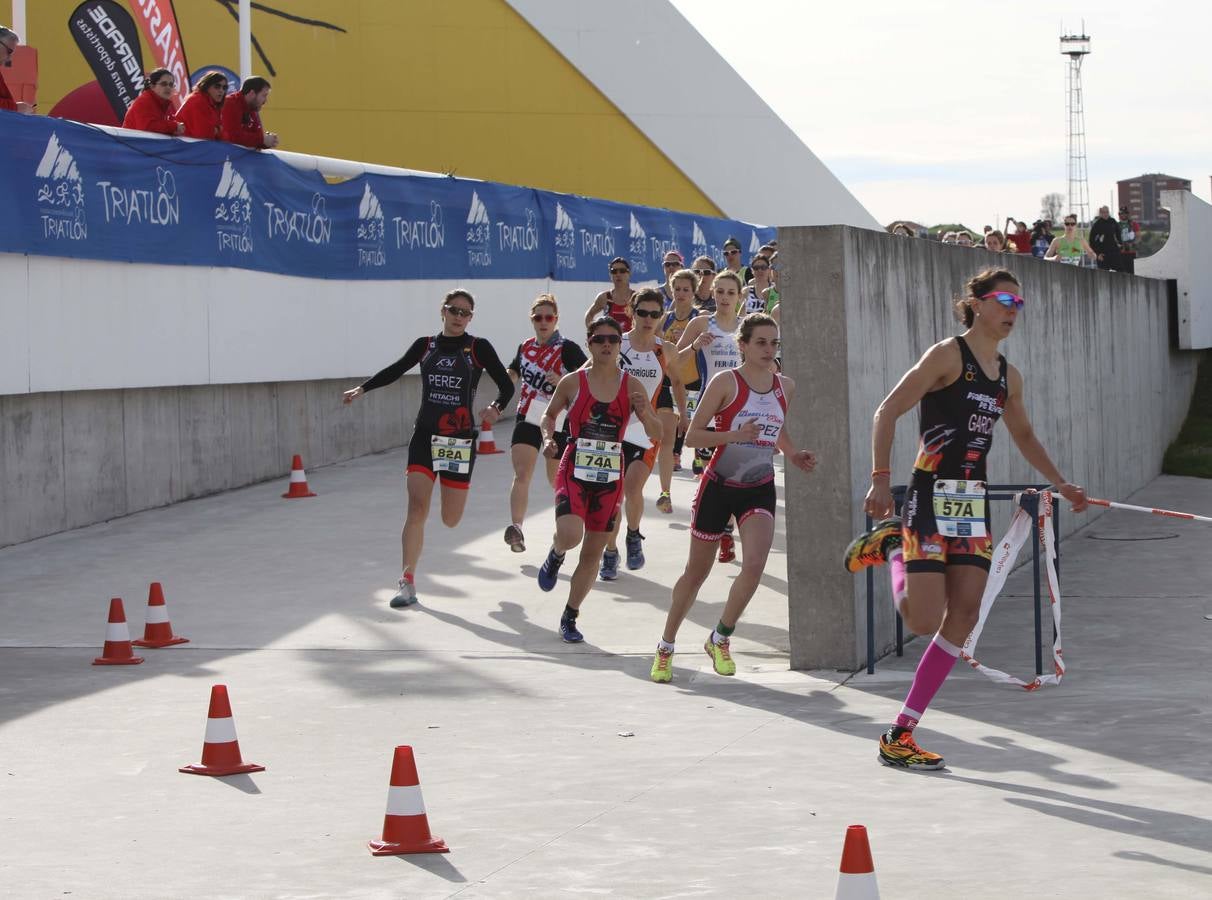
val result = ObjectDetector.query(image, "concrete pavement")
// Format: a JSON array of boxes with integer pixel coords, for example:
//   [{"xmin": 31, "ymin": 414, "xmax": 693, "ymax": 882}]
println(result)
[{"xmin": 1, "ymin": 448, "xmax": 1210, "ymax": 898}]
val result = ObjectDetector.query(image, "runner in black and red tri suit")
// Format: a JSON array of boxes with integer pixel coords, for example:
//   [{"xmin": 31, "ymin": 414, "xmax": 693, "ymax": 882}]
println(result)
[
  {"xmin": 503, "ymin": 293, "xmax": 587, "ymax": 554},
  {"xmin": 344, "ymin": 289, "xmax": 514, "ymax": 608},
  {"xmin": 843, "ymin": 268, "xmax": 1087, "ymax": 770},
  {"xmin": 584, "ymin": 256, "xmax": 635, "ymax": 333},
  {"xmin": 536, "ymin": 316, "xmax": 661, "ymax": 644}
]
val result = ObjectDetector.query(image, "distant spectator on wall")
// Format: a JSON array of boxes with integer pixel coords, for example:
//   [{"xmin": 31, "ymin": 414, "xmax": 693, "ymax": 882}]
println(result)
[
  {"xmin": 691, "ymin": 255, "xmax": 716, "ymax": 313},
  {"xmin": 1045, "ymin": 215, "xmax": 1096, "ymax": 265},
  {"xmin": 956, "ymin": 231, "xmax": 974, "ymax": 247},
  {"xmin": 984, "ymin": 230, "xmax": 1007, "ymax": 253},
  {"xmin": 221, "ymin": 76, "xmax": 280, "ymax": 149},
  {"xmin": 890, "ymin": 222, "xmax": 915, "ymax": 237},
  {"xmin": 1089, "ymin": 205, "xmax": 1123, "ymax": 271},
  {"xmin": 1118, "ymin": 206, "xmax": 1141, "ymax": 274},
  {"xmin": 121, "ymin": 69, "xmax": 185, "ymax": 136},
  {"xmin": 0, "ymin": 26, "xmax": 34, "ymax": 114},
  {"xmin": 1005, "ymin": 219, "xmax": 1031, "ymax": 254},
  {"xmin": 178, "ymin": 71, "xmax": 228, "ymax": 140},
  {"xmin": 1030, "ymin": 220, "xmax": 1053, "ymax": 258},
  {"xmin": 941, "ymin": 231, "xmax": 959, "ymax": 245}
]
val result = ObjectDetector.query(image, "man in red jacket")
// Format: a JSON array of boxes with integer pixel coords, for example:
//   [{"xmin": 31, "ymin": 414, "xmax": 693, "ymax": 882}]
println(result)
[
  {"xmin": 221, "ymin": 76, "xmax": 280, "ymax": 149},
  {"xmin": 0, "ymin": 26, "xmax": 35, "ymax": 114}
]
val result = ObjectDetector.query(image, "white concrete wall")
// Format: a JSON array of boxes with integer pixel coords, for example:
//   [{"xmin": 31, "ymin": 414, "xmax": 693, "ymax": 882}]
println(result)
[
  {"xmin": 0, "ymin": 252, "xmax": 642, "ymax": 395},
  {"xmin": 506, "ymin": 0, "xmax": 880, "ymax": 230},
  {"xmin": 1136, "ymin": 190, "xmax": 1212, "ymax": 350}
]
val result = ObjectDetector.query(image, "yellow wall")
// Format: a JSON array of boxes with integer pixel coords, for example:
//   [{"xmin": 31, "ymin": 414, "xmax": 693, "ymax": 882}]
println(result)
[{"xmin": 29, "ymin": 0, "xmax": 722, "ymax": 216}]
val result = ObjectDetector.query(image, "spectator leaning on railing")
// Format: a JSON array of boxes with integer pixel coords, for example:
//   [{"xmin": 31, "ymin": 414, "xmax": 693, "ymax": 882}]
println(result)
[
  {"xmin": 1005, "ymin": 219, "xmax": 1031, "ymax": 254},
  {"xmin": 221, "ymin": 76, "xmax": 280, "ymax": 150},
  {"xmin": 178, "ymin": 70, "xmax": 228, "ymax": 140},
  {"xmin": 0, "ymin": 26, "xmax": 34, "ymax": 114},
  {"xmin": 121, "ymin": 68, "xmax": 185, "ymax": 136},
  {"xmin": 984, "ymin": 230, "xmax": 1006, "ymax": 253}
]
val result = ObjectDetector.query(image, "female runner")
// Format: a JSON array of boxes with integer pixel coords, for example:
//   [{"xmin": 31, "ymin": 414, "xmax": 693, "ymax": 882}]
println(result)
[
  {"xmin": 651, "ymin": 313, "xmax": 816, "ymax": 682},
  {"xmin": 600, "ymin": 289, "xmax": 671, "ymax": 578},
  {"xmin": 343, "ymin": 290, "xmax": 514, "ymax": 607},
  {"xmin": 503, "ymin": 294, "xmax": 587, "ymax": 553},
  {"xmin": 844, "ymin": 268, "xmax": 1087, "ymax": 769},
  {"xmin": 660, "ymin": 268, "xmax": 701, "ymax": 495},
  {"xmin": 585, "ymin": 257, "xmax": 635, "ymax": 333},
  {"xmin": 536, "ymin": 317, "xmax": 662, "ymax": 643}
]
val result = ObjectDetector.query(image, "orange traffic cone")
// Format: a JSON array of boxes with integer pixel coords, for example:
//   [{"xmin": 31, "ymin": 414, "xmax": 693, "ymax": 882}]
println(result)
[
  {"xmin": 132, "ymin": 582, "xmax": 189, "ymax": 648},
  {"xmin": 179, "ymin": 685, "xmax": 265, "ymax": 777},
  {"xmin": 835, "ymin": 825, "xmax": 880, "ymax": 899},
  {"xmin": 369, "ymin": 745, "xmax": 449, "ymax": 855},
  {"xmin": 476, "ymin": 418, "xmax": 502, "ymax": 455},
  {"xmin": 282, "ymin": 454, "xmax": 317, "ymax": 498},
  {"xmin": 93, "ymin": 598, "xmax": 144, "ymax": 666}
]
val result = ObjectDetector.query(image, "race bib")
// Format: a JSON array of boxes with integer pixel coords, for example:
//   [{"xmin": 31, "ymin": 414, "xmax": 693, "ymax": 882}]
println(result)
[
  {"xmin": 524, "ymin": 392, "xmax": 567, "ymax": 430},
  {"xmin": 573, "ymin": 438, "xmax": 622, "ymax": 484},
  {"xmin": 933, "ymin": 479, "xmax": 987, "ymax": 538},
  {"xmin": 1060, "ymin": 255, "xmax": 1082, "ymax": 266},
  {"xmin": 431, "ymin": 435, "xmax": 473, "ymax": 474}
]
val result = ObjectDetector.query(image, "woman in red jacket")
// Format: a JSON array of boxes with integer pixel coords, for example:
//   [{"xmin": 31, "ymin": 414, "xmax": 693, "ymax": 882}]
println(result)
[
  {"xmin": 177, "ymin": 71, "xmax": 227, "ymax": 140},
  {"xmin": 121, "ymin": 68, "xmax": 184, "ymax": 136}
]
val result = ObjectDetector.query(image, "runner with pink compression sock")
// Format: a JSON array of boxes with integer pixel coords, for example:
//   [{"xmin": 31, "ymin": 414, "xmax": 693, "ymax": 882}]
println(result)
[{"xmin": 844, "ymin": 267, "xmax": 1088, "ymax": 770}]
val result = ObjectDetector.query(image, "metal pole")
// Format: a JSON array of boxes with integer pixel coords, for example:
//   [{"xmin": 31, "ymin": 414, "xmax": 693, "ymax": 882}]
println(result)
[
  {"xmin": 11, "ymin": 0, "xmax": 26, "ymax": 39},
  {"xmin": 865, "ymin": 513, "xmax": 875, "ymax": 675},
  {"xmin": 239, "ymin": 0, "xmax": 252, "ymax": 81},
  {"xmin": 1030, "ymin": 493, "xmax": 1043, "ymax": 676}
]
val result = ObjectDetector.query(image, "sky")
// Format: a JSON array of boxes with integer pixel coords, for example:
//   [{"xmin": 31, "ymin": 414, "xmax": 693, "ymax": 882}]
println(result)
[{"xmin": 671, "ymin": 0, "xmax": 1212, "ymax": 229}]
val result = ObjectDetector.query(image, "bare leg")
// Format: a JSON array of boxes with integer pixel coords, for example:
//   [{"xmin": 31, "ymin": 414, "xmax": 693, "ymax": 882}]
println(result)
[
  {"xmin": 567, "ymin": 531, "xmax": 614, "ymax": 611},
  {"xmin": 937, "ymin": 565, "xmax": 987, "ymax": 646},
  {"xmin": 657, "ymin": 409, "xmax": 678, "ymax": 493},
  {"xmin": 661, "ymin": 536, "xmax": 718, "ymax": 643},
  {"xmin": 900, "ymin": 572, "xmax": 948, "ymax": 636},
  {"xmin": 607, "ymin": 460, "xmax": 651, "ymax": 551},
  {"xmin": 718, "ymin": 513, "xmax": 775, "ymax": 629},
  {"xmin": 402, "ymin": 471, "xmax": 436, "ymax": 574},
  {"xmin": 437, "ymin": 481, "xmax": 470, "ymax": 528},
  {"xmin": 509, "ymin": 443, "xmax": 539, "ymax": 525}
]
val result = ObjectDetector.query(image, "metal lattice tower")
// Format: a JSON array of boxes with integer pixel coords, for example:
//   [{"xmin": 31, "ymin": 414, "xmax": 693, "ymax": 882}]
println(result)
[{"xmin": 1060, "ymin": 31, "xmax": 1091, "ymax": 225}]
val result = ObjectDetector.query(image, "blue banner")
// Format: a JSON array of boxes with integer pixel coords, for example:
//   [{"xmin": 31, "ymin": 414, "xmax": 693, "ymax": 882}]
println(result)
[{"xmin": 2, "ymin": 112, "xmax": 775, "ymax": 281}]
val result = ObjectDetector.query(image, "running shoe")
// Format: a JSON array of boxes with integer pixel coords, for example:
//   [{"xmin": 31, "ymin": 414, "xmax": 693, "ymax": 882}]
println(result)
[
  {"xmin": 691, "ymin": 457, "xmax": 704, "ymax": 477},
  {"xmin": 625, "ymin": 530, "xmax": 645, "ymax": 570},
  {"xmin": 504, "ymin": 524, "xmax": 526, "ymax": 553},
  {"xmin": 842, "ymin": 518, "xmax": 903, "ymax": 573},
  {"xmin": 673, "ymin": 458, "xmax": 683, "ymax": 473},
  {"xmin": 703, "ymin": 636, "xmax": 736, "ymax": 676},
  {"xmin": 537, "ymin": 547, "xmax": 565, "ymax": 592},
  {"xmin": 718, "ymin": 533, "xmax": 736, "ymax": 564},
  {"xmin": 877, "ymin": 726, "xmax": 945, "ymax": 770},
  {"xmin": 560, "ymin": 613, "xmax": 584, "ymax": 644},
  {"xmin": 656, "ymin": 492, "xmax": 673, "ymax": 514},
  {"xmin": 650, "ymin": 647, "xmax": 674, "ymax": 683},
  {"xmin": 390, "ymin": 573, "xmax": 417, "ymax": 609},
  {"xmin": 599, "ymin": 549, "xmax": 620, "ymax": 581}
]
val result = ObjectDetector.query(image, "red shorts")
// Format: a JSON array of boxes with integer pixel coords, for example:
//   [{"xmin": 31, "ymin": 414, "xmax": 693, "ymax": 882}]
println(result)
[{"xmin": 554, "ymin": 449, "xmax": 623, "ymax": 533}]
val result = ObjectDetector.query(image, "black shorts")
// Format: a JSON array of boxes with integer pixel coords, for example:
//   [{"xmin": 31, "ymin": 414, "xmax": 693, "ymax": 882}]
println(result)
[
  {"xmin": 623, "ymin": 440, "xmax": 657, "ymax": 470},
  {"xmin": 406, "ymin": 428, "xmax": 476, "ymax": 489},
  {"xmin": 690, "ymin": 475, "xmax": 776, "ymax": 541},
  {"xmin": 512, "ymin": 419, "xmax": 569, "ymax": 456},
  {"xmin": 902, "ymin": 474, "xmax": 993, "ymax": 573},
  {"xmin": 656, "ymin": 383, "xmax": 674, "ymax": 410}
]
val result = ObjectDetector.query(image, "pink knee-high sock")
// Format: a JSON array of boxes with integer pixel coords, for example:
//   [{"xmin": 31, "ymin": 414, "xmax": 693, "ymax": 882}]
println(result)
[
  {"xmin": 895, "ymin": 634, "xmax": 961, "ymax": 730},
  {"xmin": 888, "ymin": 548, "xmax": 907, "ymax": 615}
]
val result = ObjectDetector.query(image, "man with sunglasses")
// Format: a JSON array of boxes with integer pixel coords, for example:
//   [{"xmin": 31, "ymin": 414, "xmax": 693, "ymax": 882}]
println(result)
[
  {"xmin": 1045, "ymin": 216, "xmax": 1095, "ymax": 266},
  {"xmin": 843, "ymin": 267, "xmax": 1086, "ymax": 770},
  {"xmin": 0, "ymin": 26, "xmax": 34, "ymax": 114},
  {"xmin": 586, "ymin": 257, "xmax": 635, "ymax": 333},
  {"xmin": 1089, "ymin": 205, "xmax": 1123, "ymax": 272}
]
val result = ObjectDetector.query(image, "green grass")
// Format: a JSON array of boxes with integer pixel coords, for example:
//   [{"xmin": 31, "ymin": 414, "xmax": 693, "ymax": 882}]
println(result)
[{"xmin": 1163, "ymin": 351, "xmax": 1212, "ymax": 478}]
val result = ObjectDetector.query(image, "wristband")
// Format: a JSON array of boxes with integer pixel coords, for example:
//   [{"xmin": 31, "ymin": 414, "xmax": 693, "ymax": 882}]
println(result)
[{"xmin": 871, "ymin": 468, "xmax": 891, "ymax": 479}]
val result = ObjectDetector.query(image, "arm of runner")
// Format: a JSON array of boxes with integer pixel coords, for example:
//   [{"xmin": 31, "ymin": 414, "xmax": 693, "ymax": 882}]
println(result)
[
  {"xmin": 345, "ymin": 336, "xmax": 428, "ymax": 401},
  {"xmin": 1001, "ymin": 365, "xmax": 1088, "ymax": 512},
  {"xmin": 672, "ymin": 379, "xmax": 690, "ymax": 433},
  {"xmin": 1044, "ymin": 237, "xmax": 1060, "ymax": 260},
  {"xmin": 472, "ymin": 338, "xmax": 516, "ymax": 426},
  {"xmin": 540, "ymin": 372, "xmax": 576, "ymax": 457},
  {"xmin": 865, "ymin": 341, "xmax": 957, "ymax": 518},
  {"xmin": 773, "ymin": 378, "xmax": 817, "ymax": 473},
  {"xmin": 684, "ymin": 375, "xmax": 757, "ymax": 448},
  {"xmin": 560, "ymin": 340, "xmax": 588, "ymax": 384},
  {"xmin": 672, "ymin": 316, "xmax": 708, "ymax": 366},
  {"xmin": 585, "ymin": 291, "xmax": 610, "ymax": 328},
  {"xmin": 506, "ymin": 343, "xmax": 523, "ymax": 385}
]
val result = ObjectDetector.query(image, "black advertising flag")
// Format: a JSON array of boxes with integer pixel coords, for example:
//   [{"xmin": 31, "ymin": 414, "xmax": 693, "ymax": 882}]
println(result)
[{"xmin": 68, "ymin": 1, "xmax": 146, "ymax": 120}]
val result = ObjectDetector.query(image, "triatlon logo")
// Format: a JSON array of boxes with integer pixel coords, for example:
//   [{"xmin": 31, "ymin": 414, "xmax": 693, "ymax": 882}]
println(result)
[
  {"xmin": 628, "ymin": 213, "xmax": 648, "ymax": 274},
  {"xmin": 34, "ymin": 133, "xmax": 87, "ymax": 241},
  {"xmin": 554, "ymin": 202, "xmax": 576, "ymax": 271},
  {"xmin": 466, "ymin": 190, "xmax": 492, "ymax": 268},
  {"xmin": 96, "ymin": 165, "xmax": 181, "ymax": 227},
  {"xmin": 393, "ymin": 200, "xmax": 445, "ymax": 252},
  {"xmin": 357, "ymin": 183, "xmax": 385, "ymax": 267},
  {"xmin": 264, "ymin": 192, "xmax": 332, "ymax": 244},
  {"xmin": 214, "ymin": 158, "xmax": 253, "ymax": 253}
]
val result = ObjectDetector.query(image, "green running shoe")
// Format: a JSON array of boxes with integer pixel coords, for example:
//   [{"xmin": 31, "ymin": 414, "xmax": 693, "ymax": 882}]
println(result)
[
  {"xmin": 704, "ymin": 637, "xmax": 736, "ymax": 676},
  {"xmin": 650, "ymin": 647, "xmax": 674, "ymax": 683}
]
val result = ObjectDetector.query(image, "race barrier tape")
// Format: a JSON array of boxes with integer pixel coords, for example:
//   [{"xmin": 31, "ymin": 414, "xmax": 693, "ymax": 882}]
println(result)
[{"xmin": 1, "ymin": 111, "xmax": 775, "ymax": 282}]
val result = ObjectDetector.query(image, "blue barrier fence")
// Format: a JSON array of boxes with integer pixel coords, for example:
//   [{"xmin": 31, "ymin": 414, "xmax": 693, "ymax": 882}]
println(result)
[{"xmin": 1, "ymin": 111, "xmax": 776, "ymax": 282}]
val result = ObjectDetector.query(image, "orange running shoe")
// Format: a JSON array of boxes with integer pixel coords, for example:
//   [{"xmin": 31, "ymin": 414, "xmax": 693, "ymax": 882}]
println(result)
[
  {"xmin": 878, "ymin": 726, "xmax": 945, "ymax": 770},
  {"xmin": 843, "ymin": 518, "xmax": 902, "ymax": 573}
]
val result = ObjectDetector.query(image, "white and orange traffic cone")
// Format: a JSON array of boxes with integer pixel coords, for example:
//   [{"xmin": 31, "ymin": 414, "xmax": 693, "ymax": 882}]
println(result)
[
  {"xmin": 132, "ymin": 582, "xmax": 189, "ymax": 648},
  {"xmin": 179, "ymin": 685, "xmax": 265, "ymax": 777},
  {"xmin": 835, "ymin": 824, "xmax": 880, "ymax": 899},
  {"xmin": 282, "ymin": 454, "xmax": 317, "ymax": 498},
  {"xmin": 368, "ymin": 745, "xmax": 449, "ymax": 855},
  {"xmin": 93, "ymin": 598, "xmax": 144, "ymax": 666},
  {"xmin": 476, "ymin": 418, "xmax": 502, "ymax": 455}
]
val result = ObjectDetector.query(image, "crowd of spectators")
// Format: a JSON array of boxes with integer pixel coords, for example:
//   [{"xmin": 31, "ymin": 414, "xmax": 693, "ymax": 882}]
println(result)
[{"xmin": 887, "ymin": 206, "xmax": 1142, "ymax": 272}]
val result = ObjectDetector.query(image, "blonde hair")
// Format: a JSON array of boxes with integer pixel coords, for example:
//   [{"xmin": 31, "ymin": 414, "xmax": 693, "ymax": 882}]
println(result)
[
  {"xmin": 713, "ymin": 271, "xmax": 743, "ymax": 293},
  {"xmin": 670, "ymin": 268, "xmax": 699, "ymax": 293},
  {"xmin": 530, "ymin": 293, "xmax": 558, "ymax": 315}
]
